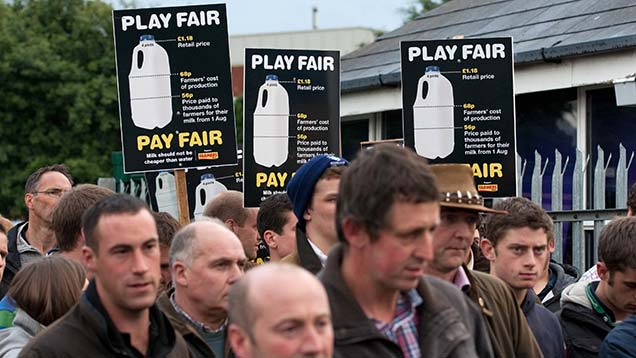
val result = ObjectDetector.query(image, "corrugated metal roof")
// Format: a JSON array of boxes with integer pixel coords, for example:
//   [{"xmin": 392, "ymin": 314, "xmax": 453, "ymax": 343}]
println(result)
[{"xmin": 342, "ymin": 0, "xmax": 636, "ymax": 92}]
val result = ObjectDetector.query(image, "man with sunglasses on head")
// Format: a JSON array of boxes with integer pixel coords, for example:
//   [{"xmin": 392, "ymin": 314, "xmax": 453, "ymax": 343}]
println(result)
[{"xmin": 0, "ymin": 164, "xmax": 73, "ymax": 297}]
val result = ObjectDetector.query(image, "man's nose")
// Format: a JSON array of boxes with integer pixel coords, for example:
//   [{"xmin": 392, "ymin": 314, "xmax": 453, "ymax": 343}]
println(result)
[{"xmin": 131, "ymin": 249, "xmax": 149, "ymax": 274}]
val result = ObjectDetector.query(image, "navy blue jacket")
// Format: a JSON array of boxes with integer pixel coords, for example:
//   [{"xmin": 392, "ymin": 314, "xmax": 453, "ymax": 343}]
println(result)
[
  {"xmin": 599, "ymin": 315, "xmax": 636, "ymax": 358},
  {"xmin": 522, "ymin": 289, "xmax": 565, "ymax": 358}
]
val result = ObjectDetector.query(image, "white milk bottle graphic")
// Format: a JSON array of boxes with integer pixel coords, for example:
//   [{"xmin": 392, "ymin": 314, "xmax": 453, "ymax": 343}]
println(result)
[
  {"xmin": 155, "ymin": 172, "xmax": 179, "ymax": 220},
  {"xmin": 129, "ymin": 35, "xmax": 173, "ymax": 130},
  {"xmin": 413, "ymin": 66, "xmax": 455, "ymax": 159},
  {"xmin": 193, "ymin": 174, "xmax": 228, "ymax": 219},
  {"xmin": 253, "ymin": 75, "xmax": 289, "ymax": 167}
]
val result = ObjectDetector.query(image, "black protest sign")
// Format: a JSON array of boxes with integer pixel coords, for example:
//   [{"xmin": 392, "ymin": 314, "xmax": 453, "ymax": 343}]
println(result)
[
  {"xmin": 113, "ymin": 4, "xmax": 237, "ymax": 173},
  {"xmin": 145, "ymin": 151, "xmax": 243, "ymax": 220},
  {"xmin": 243, "ymin": 48, "xmax": 340, "ymax": 207},
  {"xmin": 401, "ymin": 38, "xmax": 516, "ymax": 197},
  {"xmin": 184, "ymin": 157, "xmax": 243, "ymax": 220}
]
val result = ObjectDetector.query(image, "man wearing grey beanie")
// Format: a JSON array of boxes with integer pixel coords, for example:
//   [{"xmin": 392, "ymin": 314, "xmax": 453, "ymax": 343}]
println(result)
[{"xmin": 283, "ymin": 154, "xmax": 348, "ymax": 274}]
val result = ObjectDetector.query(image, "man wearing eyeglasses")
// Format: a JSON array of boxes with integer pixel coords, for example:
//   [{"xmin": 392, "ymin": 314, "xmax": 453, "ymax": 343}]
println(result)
[{"xmin": 0, "ymin": 164, "xmax": 73, "ymax": 297}]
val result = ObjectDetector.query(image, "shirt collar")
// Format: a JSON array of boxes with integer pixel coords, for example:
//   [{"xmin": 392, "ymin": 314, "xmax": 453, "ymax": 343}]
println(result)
[
  {"xmin": 306, "ymin": 238, "xmax": 328, "ymax": 266},
  {"xmin": 16, "ymin": 222, "xmax": 59, "ymax": 256},
  {"xmin": 169, "ymin": 292, "xmax": 226, "ymax": 333},
  {"xmin": 453, "ymin": 266, "xmax": 471, "ymax": 292}
]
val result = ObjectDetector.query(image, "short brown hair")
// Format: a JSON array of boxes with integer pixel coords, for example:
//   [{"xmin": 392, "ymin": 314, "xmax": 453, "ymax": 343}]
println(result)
[
  {"xmin": 319, "ymin": 165, "xmax": 345, "ymax": 181},
  {"xmin": 153, "ymin": 211, "xmax": 181, "ymax": 247},
  {"xmin": 24, "ymin": 164, "xmax": 73, "ymax": 193},
  {"xmin": 598, "ymin": 216, "xmax": 636, "ymax": 272},
  {"xmin": 52, "ymin": 184, "xmax": 115, "ymax": 252},
  {"xmin": 257, "ymin": 193, "xmax": 293, "ymax": 237},
  {"xmin": 203, "ymin": 191, "xmax": 248, "ymax": 225},
  {"xmin": 484, "ymin": 197, "xmax": 553, "ymax": 248},
  {"xmin": 82, "ymin": 194, "xmax": 150, "ymax": 251},
  {"xmin": 8, "ymin": 256, "xmax": 86, "ymax": 326},
  {"xmin": 336, "ymin": 144, "xmax": 439, "ymax": 242}
]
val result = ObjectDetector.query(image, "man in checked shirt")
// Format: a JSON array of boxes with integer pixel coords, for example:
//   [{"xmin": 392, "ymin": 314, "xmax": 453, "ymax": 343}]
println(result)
[{"xmin": 319, "ymin": 144, "xmax": 494, "ymax": 358}]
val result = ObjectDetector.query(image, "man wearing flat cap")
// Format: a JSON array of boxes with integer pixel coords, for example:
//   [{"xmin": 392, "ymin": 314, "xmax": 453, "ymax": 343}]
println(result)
[
  {"xmin": 426, "ymin": 163, "xmax": 543, "ymax": 358},
  {"xmin": 283, "ymin": 154, "xmax": 348, "ymax": 274}
]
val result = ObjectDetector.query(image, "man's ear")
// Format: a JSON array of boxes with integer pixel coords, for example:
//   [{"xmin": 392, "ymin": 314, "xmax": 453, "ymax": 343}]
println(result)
[
  {"xmin": 228, "ymin": 324, "xmax": 251, "ymax": 358},
  {"xmin": 226, "ymin": 219, "xmax": 238, "ymax": 233},
  {"xmin": 548, "ymin": 239, "xmax": 556, "ymax": 253},
  {"xmin": 303, "ymin": 207, "xmax": 312, "ymax": 223},
  {"xmin": 480, "ymin": 239, "xmax": 497, "ymax": 261},
  {"xmin": 82, "ymin": 245, "xmax": 97, "ymax": 273},
  {"xmin": 24, "ymin": 192, "xmax": 34, "ymax": 210},
  {"xmin": 341, "ymin": 218, "xmax": 369, "ymax": 249},
  {"xmin": 76, "ymin": 231, "xmax": 86, "ymax": 250},
  {"xmin": 596, "ymin": 261, "xmax": 609, "ymax": 281},
  {"xmin": 262, "ymin": 230, "xmax": 276, "ymax": 249},
  {"xmin": 173, "ymin": 261, "xmax": 189, "ymax": 287}
]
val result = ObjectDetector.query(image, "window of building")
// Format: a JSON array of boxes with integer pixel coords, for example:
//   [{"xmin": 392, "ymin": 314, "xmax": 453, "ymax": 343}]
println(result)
[
  {"xmin": 382, "ymin": 110, "xmax": 403, "ymax": 140},
  {"xmin": 516, "ymin": 88, "xmax": 577, "ymax": 209},
  {"xmin": 341, "ymin": 119, "xmax": 369, "ymax": 161},
  {"xmin": 588, "ymin": 87, "xmax": 636, "ymax": 208}
]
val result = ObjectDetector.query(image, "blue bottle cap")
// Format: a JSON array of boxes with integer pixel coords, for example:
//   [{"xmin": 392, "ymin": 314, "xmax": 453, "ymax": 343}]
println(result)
[
  {"xmin": 425, "ymin": 66, "xmax": 440, "ymax": 73},
  {"xmin": 139, "ymin": 34, "xmax": 155, "ymax": 42},
  {"xmin": 266, "ymin": 74, "xmax": 278, "ymax": 81},
  {"xmin": 201, "ymin": 174, "xmax": 215, "ymax": 181}
]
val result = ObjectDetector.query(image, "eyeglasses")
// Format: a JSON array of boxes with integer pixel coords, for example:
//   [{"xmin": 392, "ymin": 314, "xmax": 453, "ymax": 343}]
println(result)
[{"xmin": 32, "ymin": 188, "xmax": 69, "ymax": 198}]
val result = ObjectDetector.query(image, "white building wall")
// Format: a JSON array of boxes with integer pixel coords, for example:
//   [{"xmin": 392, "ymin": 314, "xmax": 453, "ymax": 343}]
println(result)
[
  {"xmin": 342, "ymin": 48, "xmax": 636, "ymax": 121},
  {"xmin": 229, "ymin": 27, "xmax": 376, "ymax": 65}
]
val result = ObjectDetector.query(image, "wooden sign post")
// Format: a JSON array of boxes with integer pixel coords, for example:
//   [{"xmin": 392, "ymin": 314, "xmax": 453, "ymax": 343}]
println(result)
[{"xmin": 174, "ymin": 170, "xmax": 190, "ymax": 226}]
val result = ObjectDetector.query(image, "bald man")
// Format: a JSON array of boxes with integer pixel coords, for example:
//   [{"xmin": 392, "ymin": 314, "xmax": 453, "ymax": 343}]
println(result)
[
  {"xmin": 157, "ymin": 219, "xmax": 247, "ymax": 358},
  {"xmin": 228, "ymin": 263, "xmax": 333, "ymax": 358}
]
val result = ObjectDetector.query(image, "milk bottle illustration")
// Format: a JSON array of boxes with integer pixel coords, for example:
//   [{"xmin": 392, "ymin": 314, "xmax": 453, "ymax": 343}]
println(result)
[
  {"xmin": 193, "ymin": 174, "xmax": 228, "ymax": 219},
  {"xmin": 155, "ymin": 172, "xmax": 179, "ymax": 220},
  {"xmin": 253, "ymin": 75, "xmax": 289, "ymax": 167},
  {"xmin": 129, "ymin": 35, "xmax": 173, "ymax": 130},
  {"xmin": 413, "ymin": 66, "xmax": 455, "ymax": 159}
]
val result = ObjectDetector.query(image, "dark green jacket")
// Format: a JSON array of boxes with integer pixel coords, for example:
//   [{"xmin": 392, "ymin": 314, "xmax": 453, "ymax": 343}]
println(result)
[
  {"xmin": 20, "ymin": 281, "xmax": 190, "ymax": 357},
  {"xmin": 157, "ymin": 288, "xmax": 233, "ymax": 358},
  {"xmin": 320, "ymin": 244, "xmax": 494, "ymax": 358},
  {"xmin": 465, "ymin": 268, "xmax": 544, "ymax": 358}
]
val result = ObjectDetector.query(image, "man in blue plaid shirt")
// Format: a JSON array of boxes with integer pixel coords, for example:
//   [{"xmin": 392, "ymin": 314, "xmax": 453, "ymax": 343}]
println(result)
[{"xmin": 319, "ymin": 144, "xmax": 494, "ymax": 358}]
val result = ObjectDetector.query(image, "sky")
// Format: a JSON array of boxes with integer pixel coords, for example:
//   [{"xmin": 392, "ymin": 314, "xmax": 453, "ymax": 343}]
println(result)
[{"xmin": 111, "ymin": 0, "xmax": 413, "ymax": 35}]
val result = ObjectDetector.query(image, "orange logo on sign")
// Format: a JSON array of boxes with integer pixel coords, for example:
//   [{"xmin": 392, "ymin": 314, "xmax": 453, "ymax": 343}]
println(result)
[
  {"xmin": 198, "ymin": 152, "xmax": 218, "ymax": 160},
  {"xmin": 478, "ymin": 184, "xmax": 498, "ymax": 192}
]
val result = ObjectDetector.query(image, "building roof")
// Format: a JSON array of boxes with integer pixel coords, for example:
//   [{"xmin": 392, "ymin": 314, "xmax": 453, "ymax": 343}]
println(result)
[{"xmin": 342, "ymin": 0, "xmax": 636, "ymax": 92}]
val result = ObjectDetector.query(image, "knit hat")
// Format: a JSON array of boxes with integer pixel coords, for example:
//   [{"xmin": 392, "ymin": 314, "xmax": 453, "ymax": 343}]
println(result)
[{"xmin": 286, "ymin": 154, "xmax": 348, "ymax": 227}]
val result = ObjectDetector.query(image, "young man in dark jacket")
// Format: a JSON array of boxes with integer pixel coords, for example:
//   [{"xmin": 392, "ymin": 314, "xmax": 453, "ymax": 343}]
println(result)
[
  {"xmin": 482, "ymin": 197, "xmax": 565, "ymax": 358},
  {"xmin": 559, "ymin": 217, "xmax": 636, "ymax": 358},
  {"xmin": 21, "ymin": 194, "xmax": 189, "ymax": 357},
  {"xmin": 321, "ymin": 145, "xmax": 493, "ymax": 358},
  {"xmin": 283, "ymin": 154, "xmax": 347, "ymax": 274}
]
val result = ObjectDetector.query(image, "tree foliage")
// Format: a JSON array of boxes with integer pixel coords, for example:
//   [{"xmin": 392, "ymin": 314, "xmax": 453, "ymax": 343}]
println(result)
[
  {"xmin": 0, "ymin": 0, "xmax": 120, "ymax": 218},
  {"xmin": 400, "ymin": 0, "xmax": 451, "ymax": 22}
]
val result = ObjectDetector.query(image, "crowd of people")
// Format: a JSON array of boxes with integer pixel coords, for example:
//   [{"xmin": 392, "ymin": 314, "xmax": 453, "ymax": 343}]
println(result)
[{"xmin": 0, "ymin": 144, "xmax": 635, "ymax": 357}]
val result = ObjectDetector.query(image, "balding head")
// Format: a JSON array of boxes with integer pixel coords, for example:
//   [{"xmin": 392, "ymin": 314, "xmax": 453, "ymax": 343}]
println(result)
[
  {"xmin": 170, "ymin": 219, "xmax": 247, "ymax": 326},
  {"xmin": 228, "ymin": 263, "xmax": 333, "ymax": 358}
]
